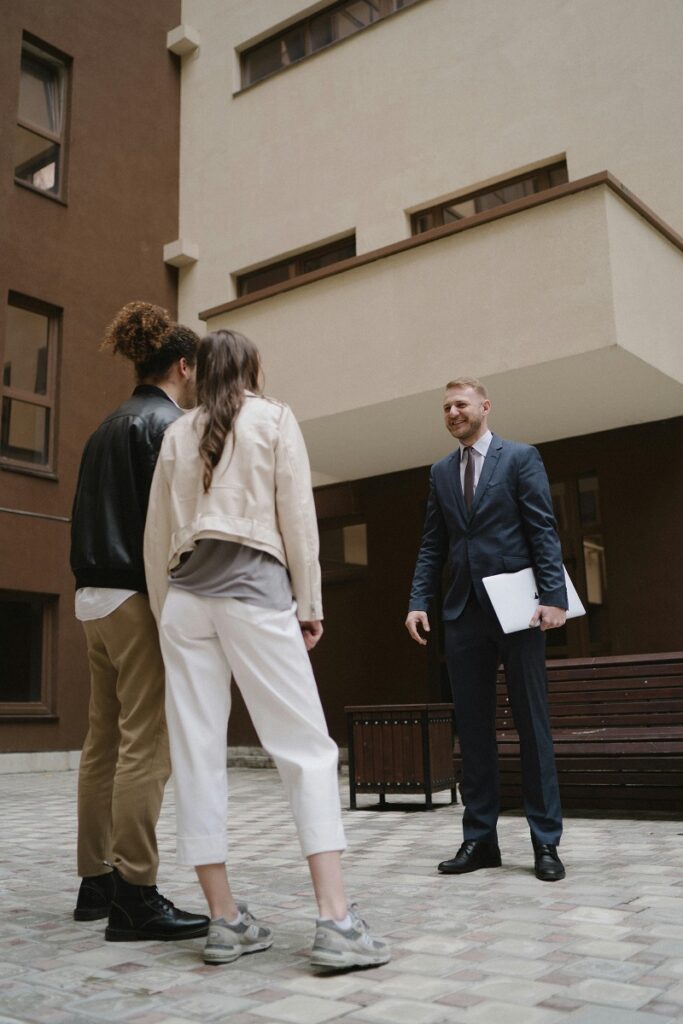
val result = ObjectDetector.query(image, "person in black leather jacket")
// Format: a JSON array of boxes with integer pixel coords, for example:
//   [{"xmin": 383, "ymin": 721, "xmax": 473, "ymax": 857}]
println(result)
[{"xmin": 70, "ymin": 301, "xmax": 208, "ymax": 941}]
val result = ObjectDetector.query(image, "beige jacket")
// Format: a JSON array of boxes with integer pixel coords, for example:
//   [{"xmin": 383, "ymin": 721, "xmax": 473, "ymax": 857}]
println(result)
[{"xmin": 143, "ymin": 393, "xmax": 322, "ymax": 623}]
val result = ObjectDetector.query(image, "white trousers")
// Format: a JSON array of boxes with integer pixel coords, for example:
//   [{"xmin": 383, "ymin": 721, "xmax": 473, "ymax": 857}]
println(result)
[{"xmin": 160, "ymin": 589, "xmax": 347, "ymax": 865}]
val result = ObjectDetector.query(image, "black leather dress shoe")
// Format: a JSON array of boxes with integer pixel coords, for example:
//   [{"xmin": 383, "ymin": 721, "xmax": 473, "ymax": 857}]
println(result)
[
  {"xmin": 533, "ymin": 843, "xmax": 566, "ymax": 881},
  {"xmin": 105, "ymin": 868, "xmax": 209, "ymax": 941},
  {"xmin": 74, "ymin": 871, "xmax": 115, "ymax": 921},
  {"xmin": 438, "ymin": 839, "xmax": 502, "ymax": 874}
]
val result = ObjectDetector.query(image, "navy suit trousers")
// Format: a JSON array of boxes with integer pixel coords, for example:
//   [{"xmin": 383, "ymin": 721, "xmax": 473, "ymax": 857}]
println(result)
[{"xmin": 444, "ymin": 592, "xmax": 562, "ymax": 846}]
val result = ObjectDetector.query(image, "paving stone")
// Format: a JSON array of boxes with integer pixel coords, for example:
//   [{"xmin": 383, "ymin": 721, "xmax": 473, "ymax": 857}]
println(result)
[
  {"xmin": 468, "ymin": 976, "xmax": 563, "ymax": 1005},
  {"xmin": 657, "ymin": 982, "xmax": 683, "ymax": 1004},
  {"xmin": 566, "ymin": 939, "xmax": 648, "ymax": 960},
  {"xmin": 456, "ymin": 999, "xmax": 565, "ymax": 1023},
  {"xmin": 373, "ymin": 973, "xmax": 464, "ymax": 1000},
  {"xmin": 560, "ymin": 1007, "xmax": 678, "ymax": 1024},
  {"xmin": 560, "ymin": 956, "xmax": 651, "ymax": 982},
  {"xmin": 251, "ymin": 993, "xmax": 358, "ymax": 1022},
  {"xmin": 2, "ymin": 768, "xmax": 683, "ymax": 1024},
  {"xmin": 568, "ymin": 977, "xmax": 664, "ymax": 1009},
  {"xmin": 353, "ymin": 997, "xmax": 456, "ymax": 1022}
]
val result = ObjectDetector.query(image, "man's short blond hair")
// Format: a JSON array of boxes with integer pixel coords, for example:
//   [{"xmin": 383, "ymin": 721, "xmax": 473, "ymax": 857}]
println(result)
[{"xmin": 445, "ymin": 376, "xmax": 488, "ymax": 399}]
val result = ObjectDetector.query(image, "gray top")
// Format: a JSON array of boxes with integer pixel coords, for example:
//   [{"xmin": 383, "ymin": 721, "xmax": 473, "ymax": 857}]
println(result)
[{"xmin": 169, "ymin": 539, "xmax": 293, "ymax": 610}]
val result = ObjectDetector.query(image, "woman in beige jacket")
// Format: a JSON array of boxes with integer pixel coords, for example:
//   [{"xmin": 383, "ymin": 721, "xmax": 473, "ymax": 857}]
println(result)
[{"xmin": 144, "ymin": 329, "xmax": 389, "ymax": 970}]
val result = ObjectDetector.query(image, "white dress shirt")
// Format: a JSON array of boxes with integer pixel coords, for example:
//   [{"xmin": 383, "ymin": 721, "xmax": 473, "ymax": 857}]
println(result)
[{"xmin": 459, "ymin": 429, "xmax": 493, "ymax": 494}]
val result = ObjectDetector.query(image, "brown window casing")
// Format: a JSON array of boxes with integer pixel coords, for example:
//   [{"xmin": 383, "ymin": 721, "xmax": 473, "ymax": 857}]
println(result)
[
  {"xmin": 411, "ymin": 162, "xmax": 569, "ymax": 235},
  {"xmin": 200, "ymin": 171, "xmax": 683, "ymax": 321},
  {"xmin": 1, "ymin": 293, "xmax": 61, "ymax": 477},
  {"xmin": 240, "ymin": 0, "xmax": 421, "ymax": 89},
  {"xmin": 0, "ymin": 590, "xmax": 57, "ymax": 718},
  {"xmin": 237, "ymin": 235, "xmax": 356, "ymax": 297},
  {"xmin": 15, "ymin": 34, "xmax": 70, "ymax": 202},
  {"xmin": 319, "ymin": 518, "xmax": 368, "ymax": 584}
]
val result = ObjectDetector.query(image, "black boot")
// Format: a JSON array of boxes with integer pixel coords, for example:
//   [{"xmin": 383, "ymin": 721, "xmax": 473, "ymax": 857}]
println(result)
[
  {"xmin": 74, "ymin": 871, "xmax": 115, "ymax": 921},
  {"xmin": 438, "ymin": 839, "xmax": 502, "ymax": 874},
  {"xmin": 533, "ymin": 842, "xmax": 566, "ymax": 881},
  {"xmin": 105, "ymin": 868, "xmax": 209, "ymax": 941}
]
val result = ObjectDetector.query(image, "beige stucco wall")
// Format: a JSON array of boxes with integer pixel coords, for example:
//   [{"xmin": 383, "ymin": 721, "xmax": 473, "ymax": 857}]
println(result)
[
  {"xmin": 210, "ymin": 187, "xmax": 620, "ymax": 418},
  {"xmin": 205, "ymin": 185, "xmax": 683, "ymax": 477},
  {"xmin": 177, "ymin": 0, "xmax": 683, "ymax": 328}
]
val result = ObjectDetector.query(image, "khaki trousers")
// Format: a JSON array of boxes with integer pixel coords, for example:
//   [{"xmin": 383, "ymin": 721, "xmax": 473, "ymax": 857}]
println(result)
[{"xmin": 77, "ymin": 593, "xmax": 171, "ymax": 885}]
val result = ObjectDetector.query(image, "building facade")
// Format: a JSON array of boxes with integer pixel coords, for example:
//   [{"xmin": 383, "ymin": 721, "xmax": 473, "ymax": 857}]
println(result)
[
  {"xmin": 2, "ymin": 0, "xmax": 682, "ymax": 758},
  {"xmin": 172, "ymin": 0, "xmax": 683, "ymax": 743},
  {"xmin": 0, "ymin": 0, "xmax": 181, "ymax": 757}
]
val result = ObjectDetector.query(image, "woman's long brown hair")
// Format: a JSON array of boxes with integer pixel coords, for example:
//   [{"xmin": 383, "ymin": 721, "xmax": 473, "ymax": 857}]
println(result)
[{"xmin": 196, "ymin": 330, "xmax": 262, "ymax": 492}]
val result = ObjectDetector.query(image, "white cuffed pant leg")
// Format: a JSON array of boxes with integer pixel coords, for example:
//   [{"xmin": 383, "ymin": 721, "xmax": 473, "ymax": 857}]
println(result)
[{"xmin": 160, "ymin": 589, "xmax": 346, "ymax": 865}]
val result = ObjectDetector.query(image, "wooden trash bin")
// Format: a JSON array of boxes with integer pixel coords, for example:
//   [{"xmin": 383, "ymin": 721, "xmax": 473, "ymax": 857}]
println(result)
[{"xmin": 345, "ymin": 703, "xmax": 457, "ymax": 810}]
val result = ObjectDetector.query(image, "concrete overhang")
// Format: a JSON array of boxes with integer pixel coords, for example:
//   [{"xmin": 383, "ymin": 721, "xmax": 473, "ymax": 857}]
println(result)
[{"xmin": 204, "ymin": 176, "xmax": 683, "ymax": 481}]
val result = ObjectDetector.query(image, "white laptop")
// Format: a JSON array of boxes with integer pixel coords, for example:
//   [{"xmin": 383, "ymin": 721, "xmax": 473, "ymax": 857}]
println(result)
[{"xmin": 482, "ymin": 566, "xmax": 586, "ymax": 634}]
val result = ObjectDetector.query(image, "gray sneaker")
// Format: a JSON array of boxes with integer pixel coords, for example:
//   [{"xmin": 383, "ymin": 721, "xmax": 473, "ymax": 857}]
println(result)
[
  {"xmin": 203, "ymin": 906, "xmax": 273, "ymax": 965},
  {"xmin": 310, "ymin": 905, "xmax": 390, "ymax": 970}
]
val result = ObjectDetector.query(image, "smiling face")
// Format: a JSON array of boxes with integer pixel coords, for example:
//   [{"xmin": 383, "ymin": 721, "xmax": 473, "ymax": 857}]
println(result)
[{"xmin": 443, "ymin": 385, "xmax": 491, "ymax": 445}]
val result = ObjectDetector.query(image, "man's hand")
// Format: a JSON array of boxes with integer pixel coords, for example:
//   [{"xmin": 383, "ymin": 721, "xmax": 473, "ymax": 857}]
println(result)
[
  {"xmin": 300, "ymin": 620, "xmax": 323, "ymax": 651},
  {"xmin": 529, "ymin": 605, "xmax": 567, "ymax": 631},
  {"xmin": 405, "ymin": 610, "xmax": 431, "ymax": 645}
]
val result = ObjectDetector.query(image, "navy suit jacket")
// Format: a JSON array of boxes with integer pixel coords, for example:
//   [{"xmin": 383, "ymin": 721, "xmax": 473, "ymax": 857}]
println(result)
[{"xmin": 409, "ymin": 434, "xmax": 568, "ymax": 621}]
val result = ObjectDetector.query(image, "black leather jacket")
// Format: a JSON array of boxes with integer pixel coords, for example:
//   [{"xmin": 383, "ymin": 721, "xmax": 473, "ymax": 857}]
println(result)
[{"xmin": 70, "ymin": 385, "xmax": 183, "ymax": 592}]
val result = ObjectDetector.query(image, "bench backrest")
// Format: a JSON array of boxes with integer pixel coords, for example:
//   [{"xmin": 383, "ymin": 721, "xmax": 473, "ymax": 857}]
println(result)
[{"xmin": 495, "ymin": 652, "xmax": 683, "ymax": 731}]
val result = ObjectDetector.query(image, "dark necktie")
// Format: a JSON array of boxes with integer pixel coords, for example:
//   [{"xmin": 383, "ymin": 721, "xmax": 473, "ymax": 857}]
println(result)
[{"xmin": 462, "ymin": 445, "xmax": 475, "ymax": 511}]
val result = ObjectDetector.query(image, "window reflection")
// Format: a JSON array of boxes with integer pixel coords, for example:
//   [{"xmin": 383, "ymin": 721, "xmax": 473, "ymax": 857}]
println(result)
[
  {"xmin": 15, "ymin": 40, "xmax": 67, "ymax": 197},
  {"xmin": 583, "ymin": 536, "xmax": 606, "ymax": 605},
  {"xmin": 412, "ymin": 162, "xmax": 569, "ymax": 235},
  {"xmin": 0, "ymin": 594, "xmax": 45, "ymax": 703},
  {"xmin": 1, "ymin": 294, "xmax": 59, "ymax": 472},
  {"xmin": 18, "ymin": 54, "xmax": 62, "ymax": 133},
  {"xmin": 4, "ymin": 305, "xmax": 50, "ymax": 394},
  {"xmin": 243, "ymin": 0, "xmax": 419, "ymax": 86},
  {"xmin": 320, "ymin": 522, "xmax": 368, "ymax": 581},
  {"xmin": 1, "ymin": 398, "xmax": 50, "ymax": 465}
]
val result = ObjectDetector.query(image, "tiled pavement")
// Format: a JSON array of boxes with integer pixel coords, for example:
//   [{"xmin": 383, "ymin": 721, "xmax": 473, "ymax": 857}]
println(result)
[{"xmin": 2, "ymin": 768, "xmax": 683, "ymax": 1024}]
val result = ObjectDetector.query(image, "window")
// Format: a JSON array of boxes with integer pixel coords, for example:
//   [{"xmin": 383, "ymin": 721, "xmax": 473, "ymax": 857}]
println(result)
[
  {"xmin": 412, "ymin": 162, "xmax": 569, "ymax": 235},
  {"xmin": 15, "ymin": 36, "xmax": 69, "ymax": 198},
  {"xmin": 0, "ymin": 591, "xmax": 55, "ymax": 715},
  {"xmin": 320, "ymin": 521, "xmax": 368, "ymax": 582},
  {"xmin": 237, "ymin": 236, "xmax": 356, "ymax": 297},
  {"xmin": 1, "ymin": 294, "xmax": 60, "ymax": 473},
  {"xmin": 241, "ymin": 0, "xmax": 420, "ymax": 86},
  {"xmin": 546, "ymin": 474, "xmax": 609, "ymax": 657}
]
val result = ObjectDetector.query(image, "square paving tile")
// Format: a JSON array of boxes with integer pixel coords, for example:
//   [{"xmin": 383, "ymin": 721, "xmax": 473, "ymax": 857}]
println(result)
[{"xmin": 2, "ymin": 767, "xmax": 683, "ymax": 1024}]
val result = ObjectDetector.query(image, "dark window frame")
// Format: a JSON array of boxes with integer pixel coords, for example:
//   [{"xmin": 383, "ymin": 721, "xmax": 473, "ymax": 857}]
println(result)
[
  {"xmin": 15, "ymin": 34, "xmax": 71, "ymax": 202},
  {"xmin": 237, "ymin": 235, "xmax": 356, "ymax": 297},
  {"xmin": 0, "ymin": 589, "xmax": 57, "ymax": 717},
  {"xmin": 1, "ymin": 292, "xmax": 61, "ymax": 477},
  {"xmin": 240, "ymin": 0, "xmax": 421, "ymax": 89},
  {"xmin": 411, "ymin": 162, "xmax": 569, "ymax": 235},
  {"xmin": 318, "ymin": 514, "xmax": 369, "ymax": 584}
]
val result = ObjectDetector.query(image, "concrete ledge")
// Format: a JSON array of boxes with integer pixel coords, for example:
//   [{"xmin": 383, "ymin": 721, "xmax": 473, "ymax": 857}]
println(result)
[
  {"xmin": 167, "ymin": 24, "xmax": 200, "ymax": 56},
  {"xmin": 0, "ymin": 750, "xmax": 81, "ymax": 774},
  {"xmin": 163, "ymin": 239, "xmax": 199, "ymax": 267}
]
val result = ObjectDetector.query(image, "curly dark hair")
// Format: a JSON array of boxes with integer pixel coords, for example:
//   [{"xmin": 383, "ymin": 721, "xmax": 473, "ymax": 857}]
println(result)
[{"xmin": 102, "ymin": 301, "xmax": 198, "ymax": 381}]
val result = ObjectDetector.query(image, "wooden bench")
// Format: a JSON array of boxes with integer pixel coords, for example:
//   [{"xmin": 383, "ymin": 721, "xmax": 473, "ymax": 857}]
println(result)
[
  {"xmin": 346, "ymin": 703, "xmax": 457, "ymax": 810},
  {"xmin": 454, "ymin": 652, "xmax": 683, "ymax": 813}
]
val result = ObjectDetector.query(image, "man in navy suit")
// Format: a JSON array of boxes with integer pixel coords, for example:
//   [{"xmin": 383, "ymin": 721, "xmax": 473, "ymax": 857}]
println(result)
[{"xmin": 406, "ymin": 377, "xmax": 567, "ymax": 881}]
